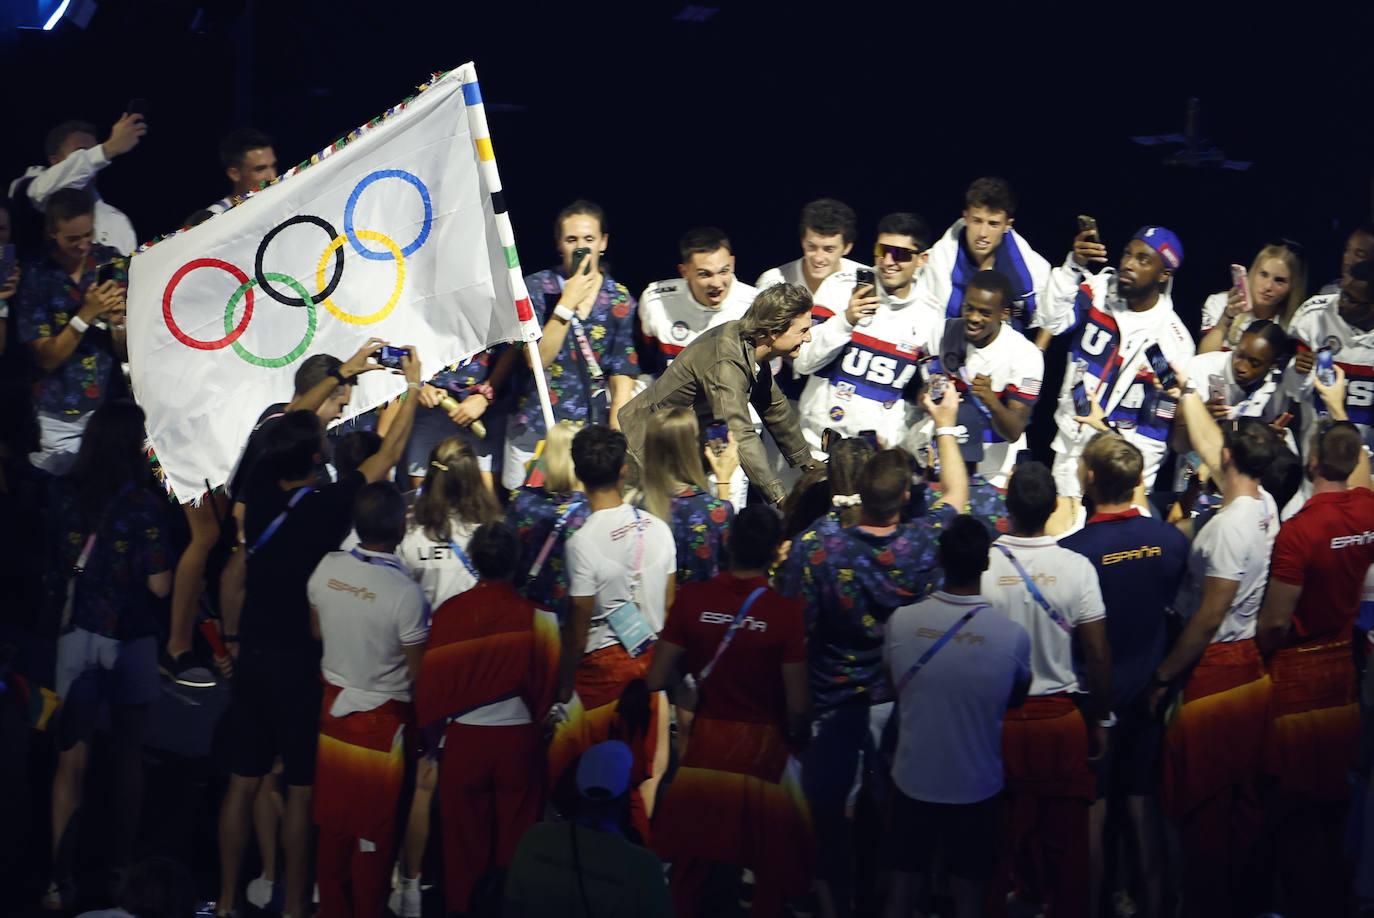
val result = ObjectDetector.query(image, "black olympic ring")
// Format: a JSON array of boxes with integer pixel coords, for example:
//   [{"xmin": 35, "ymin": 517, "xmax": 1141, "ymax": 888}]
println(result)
[{"xmin": 254, "ymin": 215, "xmax": 344, "ymax": 308}]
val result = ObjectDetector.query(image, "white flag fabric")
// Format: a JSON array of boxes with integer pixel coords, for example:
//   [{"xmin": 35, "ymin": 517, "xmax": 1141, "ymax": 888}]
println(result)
[{"xmin": 127, "ymin": 63, "xmax": 538, "ymax": 502}]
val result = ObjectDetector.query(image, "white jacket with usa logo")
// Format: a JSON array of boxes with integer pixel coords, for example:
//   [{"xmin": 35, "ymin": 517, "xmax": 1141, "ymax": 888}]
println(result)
[{"xmin": 793, "ymin": 268, "xmax": 944, "ymax": 455}]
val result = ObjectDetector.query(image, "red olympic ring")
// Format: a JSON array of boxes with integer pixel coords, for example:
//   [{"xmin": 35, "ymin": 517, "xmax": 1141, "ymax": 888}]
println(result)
[{"xmin": 163, "ymin": 258, "xmax": 255, "ymax": 350}]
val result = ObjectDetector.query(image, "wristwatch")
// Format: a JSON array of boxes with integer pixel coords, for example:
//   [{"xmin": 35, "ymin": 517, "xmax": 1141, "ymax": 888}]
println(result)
[
  {"xmin": 69, "ymin": 315, "xmax": 90, "ymax": 334},
  {"xmin": 553, "ymin": 304, "xmax": 576, "ymax": 323}
]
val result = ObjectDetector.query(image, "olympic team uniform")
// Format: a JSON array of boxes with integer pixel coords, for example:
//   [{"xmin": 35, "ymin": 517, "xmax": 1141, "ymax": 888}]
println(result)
[
  {"xmin": 906, "ymin": 319, "xmax": 1044, "ymax": 488},
  {"xmin": 754, "ymin": 257, "xmax": 865, "ymax": 291},
  {"xmin": 914, "ymin": 220, "xmax": 1052, "ymax": 335},
  {"xmin": 638, "ymin": 276, "xmax": 756, "ymax": 505},
  {"xmin": 794, "ymin": 267, "xmax": 941, "ymax": 454},
  {"xmin": 1175, "ymin": 349, "xmax": 1294, "ymax": 489},
  {"xmin": 637, "ymin": 276, "xmax": 757, "ymax": 383},
  {"xmin": 1037, "ymin": 261, "xmax": 1195, "ymax": 497},
  {"xmin": 1285, "ymin": 293, "xmax": 1374, "ymax": 458}
]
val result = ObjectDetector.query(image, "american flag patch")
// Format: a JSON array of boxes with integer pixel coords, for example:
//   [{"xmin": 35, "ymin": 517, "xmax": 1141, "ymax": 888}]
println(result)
[
  {"xmin": 1155, "ymin": 398, "xmax": 1177, "ymax": 420},
  {"xmin": 1018, "ymin": 377, "xmax": 1042, "ymax": 398}
]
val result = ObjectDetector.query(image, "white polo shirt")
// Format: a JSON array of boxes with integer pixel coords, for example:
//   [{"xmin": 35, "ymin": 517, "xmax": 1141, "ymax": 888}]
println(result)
[
  {"xmin": 1171, "ymin": 489, "xmax": 1279, "ymax": 643},
  {"xmin": 884, "ymin": 591, "xmax": 1030, "ymax": 804},
  {"xmin": 566, "ymin": 503, "xmax": 677, "ymax": 655},
  {"xmin": 308, "ymin": 548, "xmax": 430, "ymax": 716},
  {"xmin": 982, "ymin": 534, "xmax": 1106, "ymax": 696},
  {"xmin": 398, "ymin": 515, "xmax": 479, "ymax": 609}
]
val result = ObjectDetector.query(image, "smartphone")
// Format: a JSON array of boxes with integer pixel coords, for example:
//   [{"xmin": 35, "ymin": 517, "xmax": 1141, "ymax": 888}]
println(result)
[
  {"xmin": 821, "ymin": 427, "xmax": 840, "ymax": 453},
  {"xmin": 855, "ymin": 268, "xmax": 876, "ymax": 291},
  {"xmin": 1229, "ymin": 264, "xmax": 1252, "ymax": 312},
  {"xmin": 127, "ymin": 98, "xmax": 149, "ymax": 118},
  {"xmin": 928, "ymin": 373, "xmax": 949, "ymax": 403},
  {"xmin": 1316, "ymin": 347, "xmax": 1336, "ymax": 386},
  {"xmin": 858, "ymin": 429, "xmax": 880, "ymax": 450},
  {"xmin": 1070, "ymin": 357, "xmax": 1092, "ymax": 416},
  {"xmin": 569, "ymin": 246, "xmax": 591, "ymax": 277},
  {"xmin": 374, "ymin": 345, "xmax": 411, "ymax": 370},
  {"xmin": 1077, "ymin": 214, "xmax": 1100, "ymax": 242},
  {"xmin": 1208, "ymin": 373, "xmax": 1227, "ymax": 403},
  {"xmin": 96, "ymin": 256, "xmax": 127, "ymax": 286},
  {"xmin": 1015, "ymin": 449, "xmax": 1034, "ymax": 466},
  {"xmin": 705, "ymin": 418, "xmax": 729, "ymax": 454},
  {"xmin": 1272, "ymin": 411, "xmax": 1293, "ymax": 430},
  {"xmin": 1145, "ymin": 343, "xmax": 1176, "ymax": 389},
  {"xmin": 0, "ymin": 243, "xmax": 15, "ymax": 280}
]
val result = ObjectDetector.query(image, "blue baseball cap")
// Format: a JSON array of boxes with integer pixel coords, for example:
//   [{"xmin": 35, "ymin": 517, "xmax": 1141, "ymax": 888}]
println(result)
[
  {"xmin": 1132, "ymin": 226, "xmax": 1184, "ymax": 271},
  {"xmin": 576, "ymin": 740, "xmax": 632, "ymax": 801}
]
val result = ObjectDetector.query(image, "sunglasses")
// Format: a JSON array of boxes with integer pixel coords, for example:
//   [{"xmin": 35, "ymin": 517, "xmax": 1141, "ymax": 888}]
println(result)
[{"xmin": 873, "ymin": 243, "xmax": 923, "ymax": 264}]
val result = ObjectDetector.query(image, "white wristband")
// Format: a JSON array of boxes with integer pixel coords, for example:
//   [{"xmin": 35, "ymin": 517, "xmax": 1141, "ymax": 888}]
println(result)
[
  {"xmin": 553, "ymin": 304, "xmax": 575, "ymax": 323},
  {"xmin": 935, "ymin": 425, "xmax": 968, "ymax": 444},
  {"xmin": 68, "ymin": 315, "xmax": 90, "ymax": 334}
]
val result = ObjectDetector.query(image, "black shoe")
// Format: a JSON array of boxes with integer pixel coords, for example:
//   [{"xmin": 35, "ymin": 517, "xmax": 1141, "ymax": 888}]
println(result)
[{"xmin": 161, "ymin": 650, "xmax": 216, "ymax": 688}]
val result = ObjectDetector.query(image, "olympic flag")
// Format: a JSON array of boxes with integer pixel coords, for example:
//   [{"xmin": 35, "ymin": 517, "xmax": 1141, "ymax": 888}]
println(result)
[{"xmin": 126, "ymin": 63, "xmax": 542, "ymax": 502}]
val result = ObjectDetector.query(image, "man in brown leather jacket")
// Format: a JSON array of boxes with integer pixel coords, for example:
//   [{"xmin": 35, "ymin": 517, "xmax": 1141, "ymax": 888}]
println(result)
[{"xmin": 618, "ymin": 283, "xmax": 817, "ymax": 504}]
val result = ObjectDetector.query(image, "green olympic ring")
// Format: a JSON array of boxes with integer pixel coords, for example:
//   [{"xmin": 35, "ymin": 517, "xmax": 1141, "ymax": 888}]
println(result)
[{"xmin": 223, "ymin": 272, "xmax": 318, "ymax": 368}]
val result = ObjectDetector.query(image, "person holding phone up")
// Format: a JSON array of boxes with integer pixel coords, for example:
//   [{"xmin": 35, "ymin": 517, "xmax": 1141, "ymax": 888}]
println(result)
[
  {"xmin": 1036, "ymin": 224, "xmax": 1195, "ymax": 514},
  {"xmin": 14, "ymin": 188, "xmax": 128, "ymax": 474}
]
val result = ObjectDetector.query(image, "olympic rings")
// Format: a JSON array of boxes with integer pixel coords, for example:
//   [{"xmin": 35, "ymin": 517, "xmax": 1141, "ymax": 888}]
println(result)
[
  {"xmin": 164, "ymin": 258, "xmax": 254, "ymax": 350},
  {"xmin": 224, "ymin": 273, "xmax": 318, "ymax": 369},
  {"xmin": 343, "ymin": 169, "xmax": 432, "ymax": 260},
  {"xmin": 255, "ymin": 215, "xmax": 344, "ymax": 307},
  {"xmin": 161, "ymin": 168, "xmax": 431, "ymax": 367},
  {"xmin": 317, "ymin": 230, "xmax": 405, "ymax": 325}
]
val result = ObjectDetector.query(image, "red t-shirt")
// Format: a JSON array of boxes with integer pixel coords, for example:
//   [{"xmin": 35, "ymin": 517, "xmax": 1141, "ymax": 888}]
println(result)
[
  {"xmin": 1270, "ymin": 488, "xmax": 1374, "ymax": 645},
  {"xmin": 659, "ymin": 573, "xmax": 805, "ymax": 725}
]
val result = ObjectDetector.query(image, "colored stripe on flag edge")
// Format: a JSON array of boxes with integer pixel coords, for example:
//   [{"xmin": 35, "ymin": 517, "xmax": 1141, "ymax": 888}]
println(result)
[{"xmin": 134, "ymin": 68, "xmax": 460, "ymax": 254}]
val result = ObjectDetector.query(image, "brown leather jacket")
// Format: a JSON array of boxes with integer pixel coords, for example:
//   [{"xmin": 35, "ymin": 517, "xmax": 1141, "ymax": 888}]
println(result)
[{"xmin": 618, "ymin": 320, "xmax": 812, "ymax": 504}]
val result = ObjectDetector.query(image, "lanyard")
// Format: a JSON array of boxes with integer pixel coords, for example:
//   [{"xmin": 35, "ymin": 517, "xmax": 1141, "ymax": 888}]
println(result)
[
  {"xmin": 627, "ymin": 508, "xmax": 647, "ymax": 602},
  {"xmin": 348, "ymin": 547, "xmax": 410, "ymax": 577},
  {"xmin": 568, "ymin": 318, "xmax": 605, "ymax": 382},
  {"xmin": 699, "ymin": 587, "xmax": 767, "ymax": 681},
  {"xmin": 248, "ymin": 487, "xmax": 311, "ymax": 557},
  {"xmin": 446, "ymin": 538, "xmax": 478, "ymax": 579},
  {"xmin": 994, "ymin": 544, "xmax": 1072, "ymax": 634},
  {"xmin": 528, "ymin": 500, "xmax": 585, "ymax": 579},
  {"xmin": 895, "ymin": 603, "xmax": 987, "ymax": 695}
]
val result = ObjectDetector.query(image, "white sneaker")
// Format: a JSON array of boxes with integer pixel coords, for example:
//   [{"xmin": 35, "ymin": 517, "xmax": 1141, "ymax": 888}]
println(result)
[
  {"xmin": 388, "ymin": 879, "xmax": 422, "ymax": 917},
  {"xmin": 246, "ymin": 876, "xmax": 276, "ymax": 910}
]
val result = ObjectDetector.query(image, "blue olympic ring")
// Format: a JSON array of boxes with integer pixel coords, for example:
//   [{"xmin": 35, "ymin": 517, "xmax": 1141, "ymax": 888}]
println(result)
[{"xmin": 343, "ymin": 169, "xmax": 433, "ymax": 261}]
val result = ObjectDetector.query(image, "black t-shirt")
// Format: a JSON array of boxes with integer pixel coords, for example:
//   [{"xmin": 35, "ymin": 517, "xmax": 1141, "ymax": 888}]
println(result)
[
  {"xmin": 239, "ymin": 470, "xmax": 366, "ymax": 657},
  {"xmin": 227, "ymin": 402, "xmax": 289, "ymax": 502}
]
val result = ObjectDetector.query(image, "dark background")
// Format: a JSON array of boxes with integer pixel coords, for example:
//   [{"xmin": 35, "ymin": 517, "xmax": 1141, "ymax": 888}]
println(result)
[{"xmin": 4, "ymin": 0, "xmax": 1372, "ymax": 317}]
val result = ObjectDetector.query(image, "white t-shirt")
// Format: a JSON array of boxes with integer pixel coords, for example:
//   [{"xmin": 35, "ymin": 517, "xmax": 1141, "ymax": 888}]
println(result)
[
  {"xmin": 566, "ymin": 503, "xmax": 677, "ymax": 655},
  {"xmin": 884, "ymin": 591, "xmax": 1030, "ymax": 804},
  {"xmin": 637, "ymin": 276, "xmax": 756, "ymax": 378},
  {"xmin": 398, "ymin": 516, "xmax": 479, "ymax": 609},
  {"xmin": 1171, "ymin": 489, "xmax": 1279, "ymax": 643},
  {"xmin": 307, "ymin": 548, "xmax": 430, "ymax": 716},
  {"xmin": 981, "ymin": 535, "xmax": 1106, "ymax": 695}
]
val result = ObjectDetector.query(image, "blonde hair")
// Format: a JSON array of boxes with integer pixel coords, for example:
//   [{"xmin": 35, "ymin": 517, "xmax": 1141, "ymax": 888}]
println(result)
[
  {"xmin": 1082, "ymin": 431, "xmax": 1144, "ymax": 505},
  {"xmin": 541, "ymin": 420, "xmax": 583, "ymax": 495},
  {"xmin": 1249, "ymin": 243, "xmax": 1307, "ymax": 329},
  {"xmin": 641, "ymin": 408, "xmax": 710, "ymax": 523},
  {"xmin": 413, "ymin": 437, "xmax": 502, "ymax": 542}
]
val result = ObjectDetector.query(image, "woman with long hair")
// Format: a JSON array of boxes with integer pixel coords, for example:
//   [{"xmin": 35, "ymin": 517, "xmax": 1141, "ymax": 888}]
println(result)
[
  {"xmin": 399, "ymin": 436, "xmax": 502, "ymax": 609},
  {"xmin": 1199, "ymin": 241, "xmax": 1306, "ymax": 353},
  {"xmin": 639, "ymin": 407, "xmax": 740, "ymax": 586},
  {"xmin": 45, "ymin": 400, "xmax": 172, "ymax": 910},
  {"xmin": 505, "ymin": 420, "xmax": 591, "ymax": 620}
]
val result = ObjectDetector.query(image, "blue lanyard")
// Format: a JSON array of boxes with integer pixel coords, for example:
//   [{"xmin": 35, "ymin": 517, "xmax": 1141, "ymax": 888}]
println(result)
[
  {"xmin": 993, "ymin": 544, "xmax": 1072, "ymax": 635},
  {"xmin": 248, "ymin": 487, "xmax": 311, "ymax": 557},
  {"xmin": 447, "ymin": 538, "xmax": 478, "ymax": 579},
  {"xmin": 348, "ymin": 547, "xmax": 410, "ymax": 577},
  {"xmin": 895, "ymin": 602, "xmax": 987, "ymax": 695},
  {"xmin": 699, "ymin": 587, "xmax": 767, "ymax": 681}
]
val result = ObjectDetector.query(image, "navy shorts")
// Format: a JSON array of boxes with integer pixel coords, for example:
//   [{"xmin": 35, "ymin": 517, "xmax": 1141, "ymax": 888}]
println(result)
[
  {"xmin": 223, "ymin": 648, "xmax": 323, "ymax": 786},
  {"xmin": 55, "ymin": 630, "xmax": 160, "ymax": 750}
]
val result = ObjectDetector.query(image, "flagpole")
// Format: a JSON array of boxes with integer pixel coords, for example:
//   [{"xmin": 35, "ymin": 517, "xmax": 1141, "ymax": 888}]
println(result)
[{"xmin": 526, "ymin": 340, "xmax": 556, "ymax": 431}]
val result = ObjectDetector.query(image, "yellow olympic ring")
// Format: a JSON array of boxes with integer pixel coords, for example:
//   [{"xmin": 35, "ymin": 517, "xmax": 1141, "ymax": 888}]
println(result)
[{"xmin": 315, "ymin": 229, "xmax": 406, "ymax": 325}]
